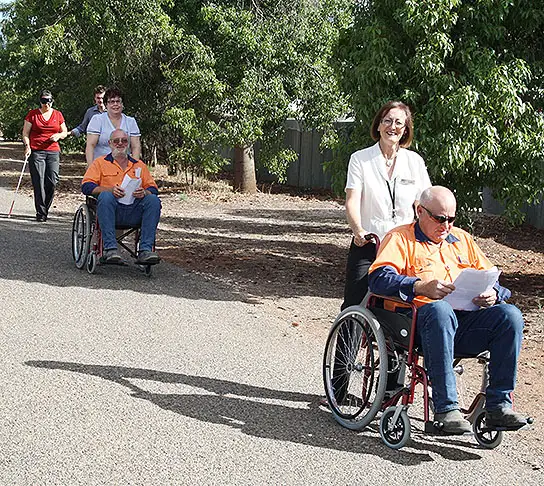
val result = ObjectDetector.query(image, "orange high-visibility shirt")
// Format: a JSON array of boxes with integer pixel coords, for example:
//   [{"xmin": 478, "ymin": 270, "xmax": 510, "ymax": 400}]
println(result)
[
  {"xmin": 82, "ymin": 153, "xmax": 158, "ymax": 192},
  {"xmin": 369, "ymin": 223, "xmax": 495, "ymax": 307}
]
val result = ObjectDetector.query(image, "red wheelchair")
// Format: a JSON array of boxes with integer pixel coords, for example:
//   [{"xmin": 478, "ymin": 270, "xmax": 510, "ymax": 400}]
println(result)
[
  {"xmin": 322, "ymin": 234, "xmax": 533, "ymax": 449},
  {"xmin": 71, "ymin": 196, "xmax": 156, "ymax": 276}
]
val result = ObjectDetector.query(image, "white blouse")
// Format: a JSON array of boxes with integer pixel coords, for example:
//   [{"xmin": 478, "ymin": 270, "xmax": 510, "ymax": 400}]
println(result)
[
  {"xmin": 345, "ymin": 142, "xmax": 431, "ymax": 239},
  {"xmin": 87, "ymin": 112, "xmax": 140, "ymax": 160}
]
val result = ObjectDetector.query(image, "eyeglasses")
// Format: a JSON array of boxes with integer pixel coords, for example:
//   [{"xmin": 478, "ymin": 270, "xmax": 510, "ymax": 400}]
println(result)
[
  {"xmin": 421, "ymin": 205, "xmax": 456, "ymax": 224},
  {"xmin": 107, "ymin": 98, "xmax": 122, "ymax": 105},
  {"xmin": 381, "ymin": 118, "xmax": 405, "ymax": 129},
  {"xmin": 110, "ymin": 137, "xmax": 128, "ymax": 145},
  {"xmin": 40, "ymin": 98, "xmax": 52, "ymax": 104}
]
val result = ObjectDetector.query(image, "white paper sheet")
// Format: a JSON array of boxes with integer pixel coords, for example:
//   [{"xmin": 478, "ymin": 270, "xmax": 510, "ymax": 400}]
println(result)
[
  {"xmin": 443, "ymin": 267, "xmax": 501, "ymax": 311},
  {"xmin": 118, "ymin": 174, "xmax": 141, "ymax": 205}
]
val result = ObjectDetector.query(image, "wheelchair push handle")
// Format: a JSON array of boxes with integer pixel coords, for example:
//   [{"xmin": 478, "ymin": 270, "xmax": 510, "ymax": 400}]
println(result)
[{"xmin": 364, "ymin": 233, "xmax": 381, "ymax": 251}]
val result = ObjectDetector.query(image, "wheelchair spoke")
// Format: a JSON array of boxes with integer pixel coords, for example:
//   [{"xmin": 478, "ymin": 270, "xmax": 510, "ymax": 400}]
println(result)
[{"xmin": 323, "ymin": 308, "xmax": 388, "ymax": 430}]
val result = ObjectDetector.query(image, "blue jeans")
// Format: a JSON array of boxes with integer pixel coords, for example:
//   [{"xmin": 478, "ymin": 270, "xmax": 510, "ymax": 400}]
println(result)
[
  {"xmin": 97, "ymin": 191, "xmax": 161, "ymax": 252},
  {"xmin": 416, "ymin": 300, "xmax": 524, "ymax": 413}
]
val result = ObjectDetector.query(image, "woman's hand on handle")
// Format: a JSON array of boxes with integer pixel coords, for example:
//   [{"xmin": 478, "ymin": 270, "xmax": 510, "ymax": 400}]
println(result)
[{"xmin": 353, "ymin": 231, "xmax": 370, "ymax": 247}]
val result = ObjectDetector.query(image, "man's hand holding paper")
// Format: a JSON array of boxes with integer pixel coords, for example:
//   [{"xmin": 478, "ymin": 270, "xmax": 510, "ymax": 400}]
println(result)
[
  {"xmin": 118, "ymin": 174, "xmax": 142, "ymax": 205},
  {"xmin": 414, "ymin": 279, "xmax": 455, "ymax": 300},
  {"xmin": 442, "ymin": 267, "xmax": 501, "ymax": 311},
  {"xmin": 471, "ymin": 289, "xmax": 498, "ymax": 309}
]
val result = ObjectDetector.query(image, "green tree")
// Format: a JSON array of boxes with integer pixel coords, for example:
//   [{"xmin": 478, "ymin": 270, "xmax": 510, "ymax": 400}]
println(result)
[
  {"xmin": 0, "ymin": 0, "xmax": 188, "ymax": 155},
  {"xmin": 0, "ymin": 0, "xmax": 350, "ymax": 193},
  {"xmin": 163, "ymin": 0, "xmax": 350, "ymax": 192},
  {"xmin": 331, "ymin": 0, "xmax": 544, "ymax": 223}
]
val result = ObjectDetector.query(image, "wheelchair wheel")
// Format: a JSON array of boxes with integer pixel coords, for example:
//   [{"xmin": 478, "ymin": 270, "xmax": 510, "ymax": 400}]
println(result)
[
  {"xmin": 323, "ymin": 306, "xmax": 388, "ymax": 430},
  {"xmin": 72, "ymin": 203, "xmax": 92, "ymax": 269},
  {"xmin": 86, "ymin": 251, "xmax": 97, "ymax": 274},
  {"xmin": 473, "ymin": 411, "xmax": 503, "ymax": 449},
  {"xmin": 379, "ymin": 406, "xmax": 411, "ymax": 449}
]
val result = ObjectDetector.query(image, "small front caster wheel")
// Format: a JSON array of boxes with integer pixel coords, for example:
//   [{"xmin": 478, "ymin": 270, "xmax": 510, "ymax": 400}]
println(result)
[
  {"xmin": 380, "ymin": 406, "xmax": 411, "ymax": 449},
  {"xmin": 473, "ymin": 411, "xmax": 503, "ymax": 449}
]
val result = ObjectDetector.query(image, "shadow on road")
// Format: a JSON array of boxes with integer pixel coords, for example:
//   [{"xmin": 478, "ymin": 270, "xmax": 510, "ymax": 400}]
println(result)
[
  {"xmin": 0, "ymin": 211, "xmax": 247, "ymax": 303},
  {"xmin": 158, "ymin": 208, "xmax": 348, "ymax": 300},
  {"xmin": 25, "ymin": 360, "xmax": 484, "ymax": 463}
]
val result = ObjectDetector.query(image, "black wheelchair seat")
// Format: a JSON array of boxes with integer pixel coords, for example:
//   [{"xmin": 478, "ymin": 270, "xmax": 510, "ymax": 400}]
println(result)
[{"xmin": 369, "ymin": 307, "xmax": 411, "ymax": 348}]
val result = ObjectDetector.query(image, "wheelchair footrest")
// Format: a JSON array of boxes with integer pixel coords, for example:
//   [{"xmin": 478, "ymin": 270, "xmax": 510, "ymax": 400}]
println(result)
[
  {"xmin": 100, "ymin": 257, "xmax": 128, "ymax": 266},
  {"xmin": 480, "ymin": 420, "xmax": 533, "ymax": 433},
  {"xmin": 137, "ymin": 260, "xmax": 160, "ymax": 266},
  {"xmin": 425, "ymin": 421, "xmax": 440, "ymax": 434},
  {"xmin": 424, "ymin": 421, "xmax": 472, "ymax": 436}
]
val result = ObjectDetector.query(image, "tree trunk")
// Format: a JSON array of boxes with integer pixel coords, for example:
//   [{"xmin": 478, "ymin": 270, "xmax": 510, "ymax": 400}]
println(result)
[{"xmin": 233, "ymin": 144, "xmax": 257, "ymax": 193}]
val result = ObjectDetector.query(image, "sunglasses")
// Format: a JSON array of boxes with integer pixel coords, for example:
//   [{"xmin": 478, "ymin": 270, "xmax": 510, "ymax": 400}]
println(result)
[
  {"xmin": 40, "ymin": 98, "xmax": 52, "ymax": 104},
  {"xmin": 421, "ymin": 205, "xmax": 456, "ymax": 224},
  {"xmin": 110, "ymin": 137, "xmax": 128, "ymax": 144}
]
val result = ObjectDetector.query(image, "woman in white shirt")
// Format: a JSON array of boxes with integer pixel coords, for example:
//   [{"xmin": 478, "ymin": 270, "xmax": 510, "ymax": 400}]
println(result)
[
  {"xmin": 342, "ymin": 100, "xmax": 431, "ymax": 310},
  {"xmin": 329, "ymin": 101, "xmax": 431, "ymax": 405},
  {"xmin": 85, "ymin": 87, "xmax": 141, "ymax": 165}
]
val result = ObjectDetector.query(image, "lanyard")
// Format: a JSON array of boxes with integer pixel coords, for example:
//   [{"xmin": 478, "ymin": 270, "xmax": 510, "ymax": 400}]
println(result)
[{"xmin": 386, "ymin": 179, "xmax": 396, "ymax": 219}]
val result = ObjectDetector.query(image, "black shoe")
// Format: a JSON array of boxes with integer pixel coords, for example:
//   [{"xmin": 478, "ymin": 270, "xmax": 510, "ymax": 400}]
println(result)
[
  {"xmin": 103, "ymin": 248, "xmax": 122, "ymax": 264},
  {"xmin": 485, "ymin": 407, "xmax": 530, "ymax": 430},
  {"xmin": 137, "ymin": 250, "xmax": 160, "ymax": 265},
  {"xmin": 36, "ymin": 215, "xmax": 47, "ymax": 222},
  {"xmin": 434, "ymin": 410, "xmax": 472, "ymax": 435}
]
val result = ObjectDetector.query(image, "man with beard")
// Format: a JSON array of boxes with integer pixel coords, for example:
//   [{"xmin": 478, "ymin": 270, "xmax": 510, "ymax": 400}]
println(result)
[{"xmin": 81, "ymin": 129, "xmax": 161, "ymax": 264}]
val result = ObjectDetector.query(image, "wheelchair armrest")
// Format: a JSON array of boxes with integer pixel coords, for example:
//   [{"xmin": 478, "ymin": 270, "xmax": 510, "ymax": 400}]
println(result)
[{"xmin": 368, "ymin": 293, "xmax": 418, "ymax": 313}]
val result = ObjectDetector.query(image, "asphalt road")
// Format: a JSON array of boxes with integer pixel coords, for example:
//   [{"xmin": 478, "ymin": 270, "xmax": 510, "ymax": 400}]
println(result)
[{"xmin": 0, "ymin": 184, "xmax": 542, "ymax": 485}]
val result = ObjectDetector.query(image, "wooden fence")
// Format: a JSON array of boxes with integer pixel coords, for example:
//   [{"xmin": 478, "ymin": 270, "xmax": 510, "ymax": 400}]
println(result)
[
  {"xmin": 483, "ymin": 188, "xmax": 544, "ymax": 230},
  {"xmin": 229, "ymin": 120, "xmax": 544, "ymax": 228},
  {"xmin": 282, "ymin": 119, "xmax": 334, "ymax": 190}
]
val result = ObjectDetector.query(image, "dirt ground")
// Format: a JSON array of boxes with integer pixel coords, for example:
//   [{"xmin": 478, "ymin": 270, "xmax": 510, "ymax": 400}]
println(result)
[{"xmin": 1, "ymin": 144, "xmax": 543, "ymax": 457}]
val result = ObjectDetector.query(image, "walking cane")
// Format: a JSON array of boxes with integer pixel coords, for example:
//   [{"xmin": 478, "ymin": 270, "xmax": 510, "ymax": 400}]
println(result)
[{"xmin": 7, "ymin": 155, "xmax": 29, "ymax": 218}]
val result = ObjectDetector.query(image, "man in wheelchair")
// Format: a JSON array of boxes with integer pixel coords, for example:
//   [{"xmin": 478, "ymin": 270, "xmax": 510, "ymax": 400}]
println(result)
[
  {"xmin": 368, "ymin": 186, "xmax": 530, "ymax": 435},
  {"xmin": 81, "ymin": 129, "xmax": 161, "ymax": 265}
]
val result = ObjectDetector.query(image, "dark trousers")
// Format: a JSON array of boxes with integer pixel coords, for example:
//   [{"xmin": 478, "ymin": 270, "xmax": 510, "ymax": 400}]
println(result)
[
  {"xmin": 333, "ymin": 240, "xmax": 377, "ymax": 402},
  {"xmin": 341, "ymin": 240, "xmax": 377, "ymax": 310},
  {"xmin": 29, "ymin": 150, "xmax": 60, "ymax": 218}
]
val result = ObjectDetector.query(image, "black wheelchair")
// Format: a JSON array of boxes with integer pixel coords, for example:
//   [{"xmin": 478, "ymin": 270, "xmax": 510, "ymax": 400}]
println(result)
[
  {"xmin": 322, "ymin": 236, "xmax": 533, "ymax": 449},
  {"xmin": 71, "ymin": 196, "xmax": 156, "ymax": 276}
]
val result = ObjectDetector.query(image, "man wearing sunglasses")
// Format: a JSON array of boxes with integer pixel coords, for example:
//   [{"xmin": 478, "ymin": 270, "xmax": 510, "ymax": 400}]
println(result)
[
  {"xmin": 368, "ymin": 186, "xmax": 529, "ymax": 434},
  {"xmin": 82, "ymin": 129, "xmax": 161, "ymax": 265}
]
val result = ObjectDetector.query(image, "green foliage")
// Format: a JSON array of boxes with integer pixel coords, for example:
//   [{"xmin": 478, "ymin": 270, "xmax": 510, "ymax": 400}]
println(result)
[
  {"xmin": 328, "ymin": 0, "xmax": 544, "ymax": 224},
  {"xmin": 162, "ymin": 0, "xmax": 350, "ymax": 182},
  {"xmin": 0, "ymin": 0, "xmax": 173, "ymax": 137},
  {"xmin": 0, "ymin": 0, "xmax": 350, "ymax": 186}
]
